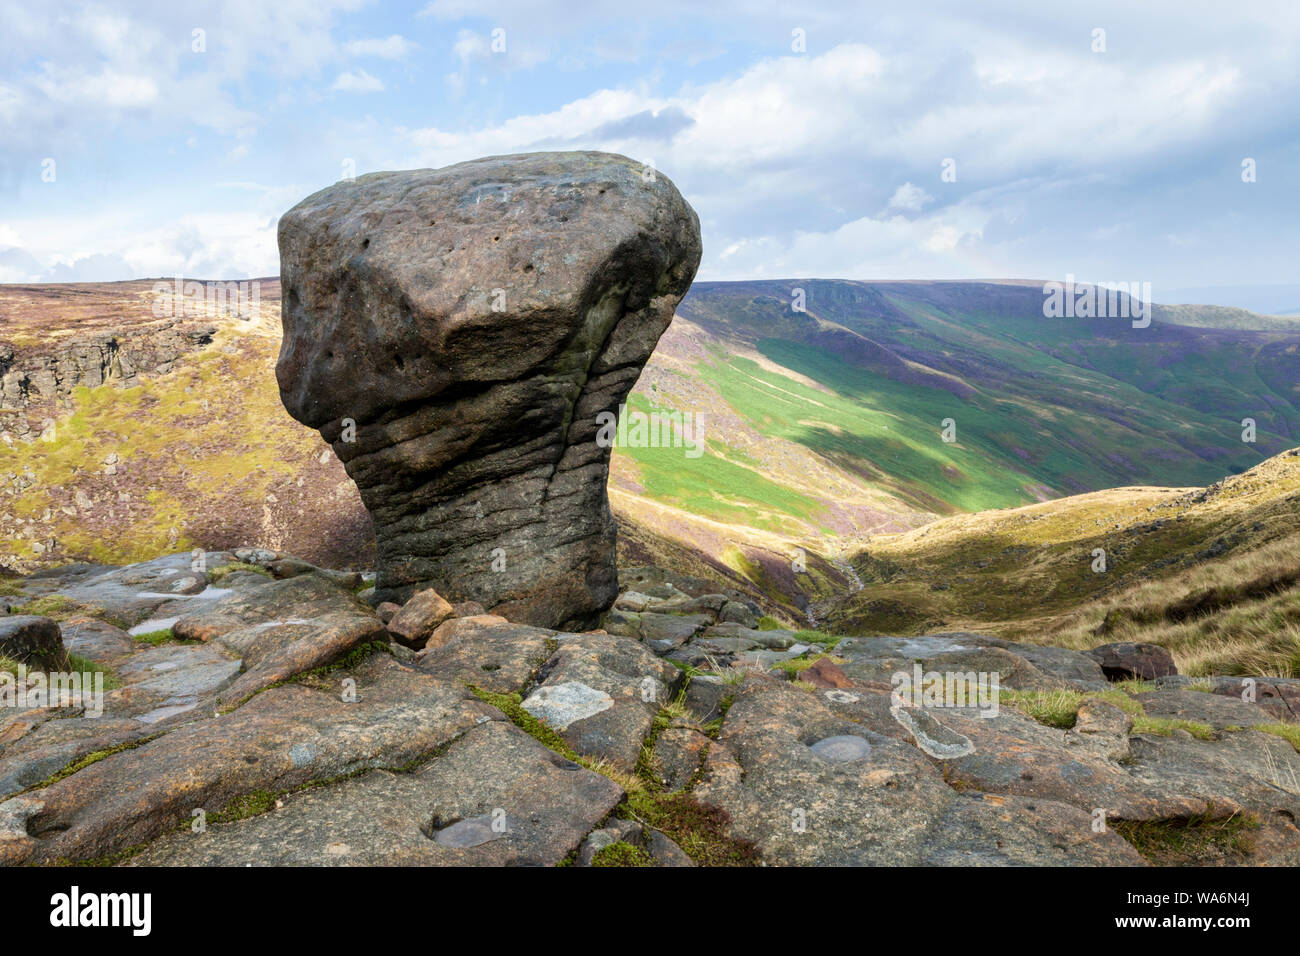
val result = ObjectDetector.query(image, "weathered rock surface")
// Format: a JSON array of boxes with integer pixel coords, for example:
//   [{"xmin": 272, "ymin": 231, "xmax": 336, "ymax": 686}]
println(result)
[
  {"xmin": 415, "ymin": 615, "xmax": 554, "ymax": 693},
  {"xmin": 130, "ymin": 720, "xmax": 623, "ymax": 866},
  {"xmin": 0, "ymin": 616, "xmax": 66, "ymax": 671},
  {"xmin": 387, "ymin": 587, "xmax": 455, "ymax": 648},
  {"xmin": 693, "ymin": 677, "xmax": 1143, "ymax": 866},
  {"xmin": 3, "ymin": 551, "xmax": 1298, "ymax": 868},
  {"xmin": 1089, "ymin": 641, "xmax": 1178, "ymax": 681},
  {"xmin": 276, "ymin": 151, "xmax": 702, "ymax": 629},
  {"xmin": 10, "ymin": 552, "xmax": 248, "ymax": 630},
  {"xmin": 0, "ymin": 303, "xmax": 215, "ymax": 414},
  {"xmin": 522, "ymin": 632, "xmax": 679, "ymax": 768},
  {"xmin": 0, "ymin": 655, "xmax": 496, "ymax": 865}
]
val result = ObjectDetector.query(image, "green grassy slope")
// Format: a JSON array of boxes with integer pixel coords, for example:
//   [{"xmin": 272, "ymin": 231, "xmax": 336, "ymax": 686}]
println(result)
[{"xmin": 672, "ymin": 279, "xmax": 1298, "ymax": 510}]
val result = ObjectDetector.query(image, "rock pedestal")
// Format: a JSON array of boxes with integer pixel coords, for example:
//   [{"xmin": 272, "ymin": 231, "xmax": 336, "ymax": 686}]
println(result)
[{"xmin": 276, "ymin": 151, "xmax": 701, "ymax": 628}]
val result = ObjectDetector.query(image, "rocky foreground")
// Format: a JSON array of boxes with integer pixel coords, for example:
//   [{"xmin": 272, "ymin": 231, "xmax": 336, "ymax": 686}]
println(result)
[{"xmin": 1, "ymin": 550, "xmax": 1297, "ymax": 866}]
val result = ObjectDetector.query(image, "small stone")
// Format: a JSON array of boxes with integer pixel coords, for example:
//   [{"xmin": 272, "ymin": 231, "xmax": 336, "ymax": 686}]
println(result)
[
  {"xmin": 800, "ymin": 657, "xmax": 853, "ymax": 689},
  {"xmin": 1088, "ymin": 642, "xmax": 1177, "ymax": 681},
  {"xmin": 824, "ymin": 690, "xmax": 861, "ymax": 704},
  {"xmin": 388, "ymin": 588, "xmax": 456, "ymax": 648}
]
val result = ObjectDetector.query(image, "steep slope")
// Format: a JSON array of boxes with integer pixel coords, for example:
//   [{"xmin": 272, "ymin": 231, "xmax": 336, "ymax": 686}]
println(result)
[
  {"xmin": 822, "ymin": 447, "xmax": 1300, "ymax": 676},
  {"xmin": 676, "ymin": 279, "xmax": 1298, "ymax": 503},
  {"xmin": 0, "ymin": 279, "xmax": 372, "ymax": 573}
]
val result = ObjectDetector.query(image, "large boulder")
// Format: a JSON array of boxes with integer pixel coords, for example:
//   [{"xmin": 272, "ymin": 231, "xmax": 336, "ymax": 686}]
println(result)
[
  {"xmin": 277, "ymin": 151, "xmax": 701, "ymax": 629},
  {"xmin": 0, "ymin": 616, "xmax": 67, "ymax": 672},
  {"xmin": 1088, "ymin": 641, "xmax": 1177, "ymax": 681}
]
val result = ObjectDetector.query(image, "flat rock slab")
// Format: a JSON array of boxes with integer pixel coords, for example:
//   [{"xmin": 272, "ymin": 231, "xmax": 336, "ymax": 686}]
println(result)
[
  {"xmin": 638, "ymin": 612, "xmax": 711, "ymax": 648},
  {"xmin": 13, "ymin": 552, "xmax": 240, "ymax": 629},
  {"xmin": 57, "ymin": 617, "xmax": 137, "ymax": 668},
  {"xmin": 1124, "ymin": 729, "xmax": 1300, "ymax": 863},
  {"xmin": 834, "ymin": 633, "xmax": 1092, "ymax": 691},
  {"xmin": 916, "ymin": 791, "xmax": 1145, "ymax": 866},
  {"xmin": 522, "ymin": 682, "xmax": 615, "ymax": 730},
  {"xmin": 0, "ymin": 716, "xmax": 148, "ymax": 802},
  {"xmin": 1133, "ymin": 688, "xmax": 1286, "ymax": 730},
  {"xmin": 172, "ymin": 573, "xmax": 371, "ymax": 643},
  {"xmin": 213, "ymin": 611, "xmax": 387, "ymax": 710},
  {"xmin": 1156, "ymin": 675, "xmax": 1300, "ymax": 722},
  {"xmin": 934, "ymin": 707, "xmax": 1215, "ymax": 821},
  {"xmin": 0, "ymin": 654, "xmax": 496, "ymax": 865},
  {"xmin": 692, "ymin": 677, "xmax": 1137, "ymax": 866},
  {"xmin": 130, "ymin": 720, "xmax": 623, "ymax": 866},
  {"xmin": 416, "ymin": 615, "xmax": 555, "ymax": 694},
  {"xmin": 115, "ymin": 644, "xmax": 242, "ymax": 700},
  {"xmin": 527, "ymin": 633, "xmax": 681, "ymax": 768},
  {"xmin": 704, "ymin": 623, "xmax": 798, "ymax": 650}
]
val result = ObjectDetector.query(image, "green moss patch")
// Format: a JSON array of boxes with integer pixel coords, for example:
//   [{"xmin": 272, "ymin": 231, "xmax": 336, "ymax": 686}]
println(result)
[
  {"xmin": 999, "ymin": 687, "xmax": 1214, "ymax": 739},
  {"xmin": 591, "ymin": 841, "xmax": 657, "ymax": 867},
  {"xmin": 1111, "ymin": 813, "xmax": 1258, "ymax": 865},
  {"xmin": 66, "ymin": 652, "xmax": 122, "ymax": 690},
  {"xmin": 206, "ymin": 561, "xmax": 271, "ymax": 583}
]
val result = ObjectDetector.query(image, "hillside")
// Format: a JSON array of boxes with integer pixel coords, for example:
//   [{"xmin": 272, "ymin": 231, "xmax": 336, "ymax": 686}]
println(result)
[
  {"xmin": 673, "ymin": 279, "xmax": 1297, "ymax": 504},
  {"xmin": 2, "ymin": 277, "xmax": 1297, "ymax": 626},
  {"xmin": 822, "ymin": 447, "xmax": 1300, "ymax": 676},
  {"xmin": 611, "ymin": 277, "xmax": 1299, "ymax": 615},
  {"xmin": 0, "ymin": 280, "xmax": 373, "ymax": 573}
]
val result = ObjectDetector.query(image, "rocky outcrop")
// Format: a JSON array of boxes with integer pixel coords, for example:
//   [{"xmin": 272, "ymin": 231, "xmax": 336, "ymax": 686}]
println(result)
[
  {"xmin": 1088, "ymin": 641, "xmax": 1178, "ymax": 681},
  {"xmin": 0, "ymin": 616, "xmax": 67, "ymax": 672},
  {"xmin": 276, "ymin": 151, "xmax": 702, "ymax": 629},
  {"xmin": 1, "ymin": 549, "xmax": 1298, "ymax": 867},
  {"xmin": 0, "ymin": 322, "xmax": 215, "ymax": 415}
]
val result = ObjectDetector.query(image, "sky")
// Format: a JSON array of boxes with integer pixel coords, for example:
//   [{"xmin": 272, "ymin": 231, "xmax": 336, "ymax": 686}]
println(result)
[{"xmin": 1, "ymin": 0, "xmax": 1297, "ymax": 309}]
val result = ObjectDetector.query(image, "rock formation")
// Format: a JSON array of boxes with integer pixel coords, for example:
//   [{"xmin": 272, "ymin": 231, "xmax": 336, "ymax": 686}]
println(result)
[
  {"xmin": 276, "ymin": 151, "xmax": 702, "ymax": 628},
  {"xmin": 3, "ymin": 548, "xmax": 1298, "ymax": 867}
]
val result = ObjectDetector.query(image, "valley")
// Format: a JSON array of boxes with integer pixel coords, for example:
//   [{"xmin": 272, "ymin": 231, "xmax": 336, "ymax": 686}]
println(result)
[{"xmin": 2, "ymin": 276, "xmax": 1297, "ymax": 673}]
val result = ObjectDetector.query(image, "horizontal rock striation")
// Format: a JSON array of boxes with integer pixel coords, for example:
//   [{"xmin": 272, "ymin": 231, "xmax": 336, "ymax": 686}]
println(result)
[{"xmin": 276, "ymin": 151, "xmax": 702, "ymax": 628}]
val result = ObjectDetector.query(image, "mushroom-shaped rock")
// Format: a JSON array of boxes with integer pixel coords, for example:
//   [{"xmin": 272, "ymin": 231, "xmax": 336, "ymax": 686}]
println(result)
[{"xmin": 276, "ymin": 151, "xmax": 702, "ymax": 629}]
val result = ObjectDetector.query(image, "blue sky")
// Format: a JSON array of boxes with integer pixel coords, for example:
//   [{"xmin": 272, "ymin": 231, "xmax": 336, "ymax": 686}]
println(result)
[{"xmin": 1, "ymin": 0, "xmax": 1298, "ymax": 310}]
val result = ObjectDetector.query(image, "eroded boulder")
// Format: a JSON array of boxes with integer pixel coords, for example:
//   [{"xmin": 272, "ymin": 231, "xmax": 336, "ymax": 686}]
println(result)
[{"xmin": 277, "ymin": 151, "xmax": 702, "ymax": 629}]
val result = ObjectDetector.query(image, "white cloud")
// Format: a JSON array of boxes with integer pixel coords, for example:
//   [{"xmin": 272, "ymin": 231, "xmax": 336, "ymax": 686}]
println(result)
[
  {"xmin": 3, "ymin": 1, "xmax": 1299, "ymax": 287},
  {"xmin": 343, "ymin": 35, "xmax": 413, "ymax": 59},
  {"xmin": 331, "ymin": 69, "xmax": 385, "ymax": 93},
  {"xmin": 886, "ymin": 183, "xmax": 933, "ymax": 213}
]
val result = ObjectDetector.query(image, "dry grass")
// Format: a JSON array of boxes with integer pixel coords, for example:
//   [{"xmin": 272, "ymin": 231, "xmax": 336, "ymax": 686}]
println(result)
[
  {"xmin": 1047, "ymin": 537, "xmax": 1300, "ymax": 676},
  {"xmin": 827, "ymin": 449, "xmax": 1300, "ymax": 677}
]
